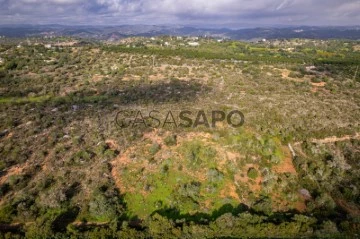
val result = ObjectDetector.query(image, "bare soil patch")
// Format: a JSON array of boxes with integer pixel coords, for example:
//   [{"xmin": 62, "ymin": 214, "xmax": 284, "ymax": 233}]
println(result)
[
  {"xmin": 311, "ymin": 133, "xmax": 360, "ymax": 144},
  {"xmin": 273, "ymin": 146, "xmax": 297, "ymax": 175},
  {"xmin": 336, "ymin": 199, "xmax": 360, "ymax": 217}
]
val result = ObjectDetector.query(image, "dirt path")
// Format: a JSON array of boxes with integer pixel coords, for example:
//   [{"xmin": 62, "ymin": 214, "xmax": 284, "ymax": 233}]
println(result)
[
  {"xmin": 0, "ymin": 163, "xmax": 28, "ymax": 185},
  {"xmin": 311, "ymin": 133, "xmax": 360, "ymax": 144},
  {"xmin": 272, "ymin": 146, "xmax": 297, "ymax": 174},
  {"xmin": 276, "ymin": 68, "xmax": 304, "ymax": 83},
  {"xmin": 294, "ymin": 133, "xmax": 360, "ymax": 146},
  {"xmin": 72, "ymin": 221, "xmax": 109, "ymax": 227},
  {"xmin": 336, "ymin": 199, "xmax": 360, "ymax": 217}
]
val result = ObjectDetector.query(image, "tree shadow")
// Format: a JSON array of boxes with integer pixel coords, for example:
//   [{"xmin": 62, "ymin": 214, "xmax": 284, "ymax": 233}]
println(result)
[
  {"xmin": 151, "ymin": 202, "xmax": 311, "ymax": 227},
  {"xmin": 52, "ymin": 207, "xmax": 80, "ymax": 232},
  {"xmin": 152, "ymin": 203, "xmax": 250, "ymax": 225},
  {"xmin": 116, "ymin": 79, "xmax": 210, "ymax": 105},
  {"xmin": 46, "ymin": 79, "xmax": 211, "ymax": 107}
]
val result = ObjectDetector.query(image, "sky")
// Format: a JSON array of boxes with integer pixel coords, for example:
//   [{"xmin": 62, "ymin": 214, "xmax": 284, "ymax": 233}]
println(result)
[{"xmin": 0, "ymin": 0, "xmax": 359, "ymax": 27}]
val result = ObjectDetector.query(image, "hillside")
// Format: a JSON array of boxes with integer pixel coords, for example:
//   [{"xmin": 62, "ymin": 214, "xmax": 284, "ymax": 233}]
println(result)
[
  {"xmin": 0, "ymin": 25, "xmax": 360, "ymax": 40},
  {"xmin": 0, "ymin": 36, "xmax": 360, "ymax": 238}
]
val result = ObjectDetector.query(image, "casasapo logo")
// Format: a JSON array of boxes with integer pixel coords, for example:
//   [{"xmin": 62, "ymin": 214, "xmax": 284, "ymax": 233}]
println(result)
[{"xmin": 115, "ymin": 109, "xmax": 245, "ymax": 129}]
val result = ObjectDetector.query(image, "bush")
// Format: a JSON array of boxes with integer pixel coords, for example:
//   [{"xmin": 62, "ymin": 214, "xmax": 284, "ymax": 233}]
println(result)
[
  {"xmin": 164, "ymin": 135, "xmax": 177, "ymax": 146},
  {"xmin": 288, "ymin": 71, "xmax": 304, "ymax": 78},
  {"xmin": 0, "ymin": 69, "xmax": 6, "ymax": 78},
  {"xmin": 252, "ymin": 196, "xmax": 273, "ymax": 215},
  {"xmin": 247, "ymin": 168, "xmax": 258, "ymax": 180},
  {"xmin": 182, "ymin": 141, "xmax": 217, "ymax": 168},
  {"xmin": 178, "ymin": 181, "xmax": 201, "ymax": 201},
  {"xmin": 207, "ymin": 168, "xmax": 224, "ymax": 182},
  {"xmin": 149, "ymin": 142, "xmax": 161, "ymax": 155},
  {"xmin": 311, "ymin": 77, "xmax": 322, "ymax": 83},
  {"xmin": 0, "ymin": 160, "xmax": 6, "ymax": 171},
  {"xmin": 5, "ymin": 60, "xmax": 17, "ymax": 71},
  {"xmin": 88, "ymin": 191, "xmax": 118, "ymax": 222},
  {"xmin": 0, "ymin": 204, "xmax": 15, "ymax": 223}
]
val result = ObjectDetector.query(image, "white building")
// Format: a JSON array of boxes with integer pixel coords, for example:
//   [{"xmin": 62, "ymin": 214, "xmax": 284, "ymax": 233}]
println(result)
[{"xmin": 188, "ymin": 42, "xmax": 200, "ymax": 47}]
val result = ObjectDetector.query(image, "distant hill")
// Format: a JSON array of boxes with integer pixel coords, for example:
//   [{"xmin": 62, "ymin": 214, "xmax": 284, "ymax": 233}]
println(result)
[{"xmin": 0, "ymin": 24, "xmax": 359, "ymax": 40}]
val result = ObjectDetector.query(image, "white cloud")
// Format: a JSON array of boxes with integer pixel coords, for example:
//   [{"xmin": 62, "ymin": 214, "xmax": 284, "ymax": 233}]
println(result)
[{"xmin": 0, "ymin": 0, "xmax": 359, "ymax": 26}]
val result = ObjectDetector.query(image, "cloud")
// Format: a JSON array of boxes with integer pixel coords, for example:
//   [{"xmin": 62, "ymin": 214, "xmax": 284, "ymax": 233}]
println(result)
[
  {"xmin": 276, "ymin": 0, "xmax": 292, "ymax": 11},
  {"xmin": 0, "ymin": 0, "xmax": 359, "ymax": 26}
]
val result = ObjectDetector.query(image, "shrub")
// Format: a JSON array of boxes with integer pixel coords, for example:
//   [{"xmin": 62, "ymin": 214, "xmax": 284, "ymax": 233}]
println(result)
[
  {"xmin": 0, "ymin": 204, "xmax": 15, "ymax": 223},
  {"xmin": 88, "ymin": 191, "xmax": 118, "ymax": 222},
  {"xmin": 164, "ymin": 135, "xmax": 177, "ymax": 146},
  {"xmin": 178, "ymin": 181, "xmax": 201, "ymax": 201},
  {"xmin": 149, "ymin": 142, "xmax": 161, "ymax": 155},
  {"xmin": 0, "ymin": 160, "xmax": 6, "ymax": 171},
  {"xmin": 182, "ymin": 141, "xmax": 217, "ymax": 168},
  {"xmin": 207, "ymin": 168, "xmax": 224, "ymax": 182},
  {"xmin": 288, "ymin": 71, "xmax": 304, "ymax": 78},
  {"xmin": 252, "ymin": 196, "xmax": 273, "ymax": 215},
  {"xmin": 247, "ymin": 168, "xmax": 258, "ymax": 180},
  {"xmin": 0, "ymin": 69, "xmax": 6, "ymax": 78},
  {"xmin": 161, "ymin": 164, "xmax": 169, "ymax": 175},
  {"xmin": 5, "ymin": 60, "xmax": 17, "ymax": 71}
]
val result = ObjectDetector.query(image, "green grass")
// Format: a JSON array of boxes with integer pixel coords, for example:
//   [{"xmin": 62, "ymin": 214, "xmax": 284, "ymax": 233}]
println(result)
[
  {"xmin": 0, "ymin": 95, "xmax": 52, "ymax": 104},
  {"xmin": 179, "ymin": 140, "xmax": 217, "ymax": 169},
  {"xmin": 247, "ymin": 168, "xmax": 259, "ymax": 180},
  {"xmin": 0, "ymin": 94, "xmax": 116, "ymax": 105},
  {"xmin": 124, "ymin": 166, "xmax": 193, "ymax": 218}
]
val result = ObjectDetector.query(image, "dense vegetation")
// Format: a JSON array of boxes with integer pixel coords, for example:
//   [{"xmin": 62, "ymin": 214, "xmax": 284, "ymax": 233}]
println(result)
[{"xmin": 0, "ymin": 36, "xmax": 359, "ymax": 238}]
